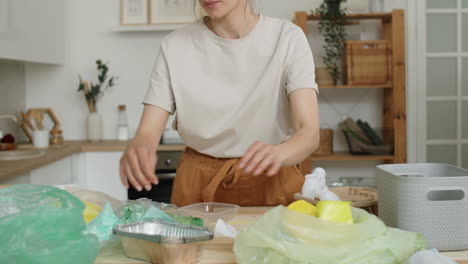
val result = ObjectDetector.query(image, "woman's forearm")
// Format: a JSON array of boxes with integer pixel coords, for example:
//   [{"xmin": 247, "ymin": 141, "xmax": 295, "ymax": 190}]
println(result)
[
  {"xmin": 276, "ymin": 126, "xmax": 320, "ymax": 166},
  {"xmin": 128, "ymin": 105, "xmax": 170, "ymax": 154}
]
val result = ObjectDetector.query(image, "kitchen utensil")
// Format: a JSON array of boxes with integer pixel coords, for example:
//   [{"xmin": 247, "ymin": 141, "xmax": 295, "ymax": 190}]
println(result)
[
  {"xmin": 377, "ymin": 163, "xmax": 468, "ymax": 251},
  {"xmin": 113, "ymin": 220, "xmax": 214, "ymax": 264},
  {"xmin": 25, "ymin": 108, "xmax": 62, "ymax": 133},
  {"xmin": 20, "ymin": 111, "xmax": 34, "ymax": 142},
  {"xmin": 32, "ymin": 111, "xmax": 44, "ymax": 130}
]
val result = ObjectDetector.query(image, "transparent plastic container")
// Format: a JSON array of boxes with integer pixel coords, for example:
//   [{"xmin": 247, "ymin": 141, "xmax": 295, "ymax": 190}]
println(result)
[{"xmin": 175, "ymin": 202, "xmax": 239, "ymax": 224}]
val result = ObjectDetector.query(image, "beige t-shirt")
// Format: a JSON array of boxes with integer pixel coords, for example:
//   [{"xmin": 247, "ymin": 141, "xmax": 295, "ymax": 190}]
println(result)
[{"xmin": 143, "ymin": 15, "xmax": 318, "ymax": 158}]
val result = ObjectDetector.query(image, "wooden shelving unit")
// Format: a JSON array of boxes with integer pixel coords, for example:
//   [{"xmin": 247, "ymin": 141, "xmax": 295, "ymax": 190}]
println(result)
[
  {"xmin": 296, "ymin": 10, "xmax": 407, "ymax": 174},
  {"xmin": 319, "ymin": 84, "xmax": 392, "ymax": 89},
  {"xmin": 310, "ymin": 151, "xmax": 394, "ymax": 162}
]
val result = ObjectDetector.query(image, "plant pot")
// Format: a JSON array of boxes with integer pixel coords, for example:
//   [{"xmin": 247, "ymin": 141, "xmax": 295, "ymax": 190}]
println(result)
[{"xmin": 87, "ymin": 112, "xmax": 103, "ymax": 142}]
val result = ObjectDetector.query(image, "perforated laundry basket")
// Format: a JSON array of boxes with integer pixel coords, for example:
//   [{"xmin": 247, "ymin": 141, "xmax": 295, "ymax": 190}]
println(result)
[{"xmin": 377, "ymin": 163, "xmax": 468, "ymax": 251}]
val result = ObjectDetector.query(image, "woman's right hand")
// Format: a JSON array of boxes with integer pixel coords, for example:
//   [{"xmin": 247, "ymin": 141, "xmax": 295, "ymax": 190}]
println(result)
[{"xmin": 120, "ymin": 137, "xmax": 159, "ymax": 192}]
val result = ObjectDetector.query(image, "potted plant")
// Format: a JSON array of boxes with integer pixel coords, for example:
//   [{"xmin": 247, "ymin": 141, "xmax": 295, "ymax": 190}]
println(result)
[
  {"xmin": 314, "ymin": 0, "xmax": 347, "ymax": 85},
  {"xmin": 78, "ymin": 60, "xmax": 117, "ymax": 142}
]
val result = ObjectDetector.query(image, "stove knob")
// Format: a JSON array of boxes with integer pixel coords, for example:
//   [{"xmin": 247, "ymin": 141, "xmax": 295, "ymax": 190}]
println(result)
[{"xmin": 165, "ymin": 159, "xmax": 172, "ymax": 166}]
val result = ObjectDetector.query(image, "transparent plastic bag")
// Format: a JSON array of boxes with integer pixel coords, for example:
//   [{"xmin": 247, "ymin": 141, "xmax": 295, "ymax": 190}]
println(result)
[
  {"xmin": 0, "ymin": 184, "xmax": 100, "ymax": 264},
  {"xmin": 234, "ymin": 206, "xmax": 425, "ymax": 264}
]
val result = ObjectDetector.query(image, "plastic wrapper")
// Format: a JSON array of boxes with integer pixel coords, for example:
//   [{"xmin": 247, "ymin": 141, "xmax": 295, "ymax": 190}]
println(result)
[
  {"xmin": 234, "ymin": 206, "xmax": 425, "ymax": 264},
  {"xmin": 59, "ymin": 185, "xmax": 123, "ymax": 212},
  {"xmin": 117, "ymin": 198, "xmax": 203, "ymax": 226},
  {"xmin": 117, "ymin": 199, "xmax": 176, "ymax": 224},
  {"xmin": 85, "ymin": 202, "xmax": 119, "ymax": 246},
  {"xmin": 0, "ymin": 184, "xmax": 100, "ymax": 264}
]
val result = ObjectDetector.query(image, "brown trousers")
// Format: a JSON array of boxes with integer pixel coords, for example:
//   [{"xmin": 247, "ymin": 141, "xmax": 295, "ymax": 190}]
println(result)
[{"xmin": 171, "ymin": 147, "xmax": 305, "ymax": 207}]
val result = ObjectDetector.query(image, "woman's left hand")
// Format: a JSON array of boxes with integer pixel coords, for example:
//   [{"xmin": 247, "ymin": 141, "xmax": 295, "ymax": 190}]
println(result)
[{"xmin": 238, "ymin": 141, "xmax": 286, "ymax": 177}]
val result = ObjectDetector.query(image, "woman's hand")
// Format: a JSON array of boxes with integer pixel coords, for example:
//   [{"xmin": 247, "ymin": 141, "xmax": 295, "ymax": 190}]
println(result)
[
  {"xmin": 238, "ymin": 141, "xmax": 286, "ymax": 177},
  {"xmin": 120, "ymin": 137, "xmax": 159, "ymax": 192},
  {"xmin": 120, "ymin": 105, "xmax": 170, "ymax": 192}
]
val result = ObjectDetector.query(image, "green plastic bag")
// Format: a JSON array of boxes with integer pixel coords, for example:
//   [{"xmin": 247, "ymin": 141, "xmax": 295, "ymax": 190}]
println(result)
[
  {"xmin": 85, "ymin": 202, "xmax": 119, "ymax": 245},
  {"xmin": 234, "ymin": 206, "xmax": 425, "ymax": 264},
  {"xmin": 0, "ymin": 184, "xmax": 100, "ymax": 264}
]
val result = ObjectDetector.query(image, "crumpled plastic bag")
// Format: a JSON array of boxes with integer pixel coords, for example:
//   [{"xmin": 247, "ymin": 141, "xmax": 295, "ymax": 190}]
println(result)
[
  {"xmin": 117, "ymin": 198, "xmax": 177, "ymax": 224},
  {"xmin": 302, "ymin": 167, "xmax": 341, "ymax": 201},
  {"xmin": 0, "ymin": 184, "xmax": 100, "ymax": 264},
  {"xmin": 58, "ymin": 184, "xmax": 123, "ymax": 212},
  {"xmin": 85, "ymin": 202, "xmax": 119, "ymax": 245},
  {"xmin": 409, "ymin": 249, "xmax": 456, "ymax": 264},
  {"xmin": 234, "ymin": 206, "xmax": 425, "ymax": 264}
]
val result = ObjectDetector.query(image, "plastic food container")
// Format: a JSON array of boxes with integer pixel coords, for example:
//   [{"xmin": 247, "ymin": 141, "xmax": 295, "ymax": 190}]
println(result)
[
  {"xmin": 176, "ymin": 202, "xmax": 239, "ymax": 224},
  {"xmin": 113, "ymin": 220, "xmax": 213, "ymax": 263}
]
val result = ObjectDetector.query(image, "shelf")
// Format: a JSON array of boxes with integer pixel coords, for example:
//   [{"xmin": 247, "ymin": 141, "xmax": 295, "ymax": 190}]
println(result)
[
  {"xmin": 113, "ymin": 24, "xmax": 187, "ymax": 32},
  {"xmin": 319, "ymin": 84, "xmax": 392, "ymax": 89},
  {"xmin": 308, "ymin": 12, "xmax": 393, "ymax": 22},
  {"xmin": 309, "ymin": 151, "xmax": 394, "ymax": 161}
]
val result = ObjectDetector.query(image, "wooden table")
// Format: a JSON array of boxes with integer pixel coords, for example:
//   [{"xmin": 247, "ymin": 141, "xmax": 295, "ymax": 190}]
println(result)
[{"xmin": 94, "ymin": 206, "xmax": 468, "ymax": 264}]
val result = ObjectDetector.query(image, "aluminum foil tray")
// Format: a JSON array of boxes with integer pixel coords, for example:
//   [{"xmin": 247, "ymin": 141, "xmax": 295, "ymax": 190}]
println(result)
[{"xmin": 112, "ymin": 220, "xmax": 214, "ymax": 244}]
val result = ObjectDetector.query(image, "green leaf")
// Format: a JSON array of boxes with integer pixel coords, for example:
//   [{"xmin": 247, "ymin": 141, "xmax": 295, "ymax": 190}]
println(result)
[{"xmin": 77, "ymin": 83, "xmax": 84, "ymax": 92}]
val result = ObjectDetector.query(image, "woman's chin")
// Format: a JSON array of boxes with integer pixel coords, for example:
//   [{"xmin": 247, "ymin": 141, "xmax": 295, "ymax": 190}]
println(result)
[{"xmin": 205, "ymin": 11, "xmax": 228, "ymax": 20}]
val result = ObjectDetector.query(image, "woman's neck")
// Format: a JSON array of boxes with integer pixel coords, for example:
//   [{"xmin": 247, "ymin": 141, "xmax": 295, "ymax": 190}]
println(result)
[{"xmin": 205, "ymin": 7, "xmax": 259, "ymax": 39}]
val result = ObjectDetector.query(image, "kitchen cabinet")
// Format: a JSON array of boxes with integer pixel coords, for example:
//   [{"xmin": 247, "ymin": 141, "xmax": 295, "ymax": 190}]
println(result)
[
  {"xmin": 77, "ymin": 152, "xmax": 128, "ymax": 201},
  {"xmin": 29, "ymin": 155, "xmax": 77, "ymax": 185},
  {"xmin": 295, "ymin": 10, "xmax": 406, "ymax": 174},
  {"xmin": 2, "ymin": 173, "xmax": 30, "ymax": 185},
  {"xmin": 0, "ymin": 0, "xmax": 64, "ymax": 64}
]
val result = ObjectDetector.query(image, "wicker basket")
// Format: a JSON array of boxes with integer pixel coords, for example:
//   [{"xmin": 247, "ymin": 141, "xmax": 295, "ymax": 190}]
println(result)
[
  {"xmin": 294, "ymin": 186, "xmax": 378, "ymax": 215},
  {"xmin": 315, "ymin": 67, "xmax": 335, "ymax": 86},
  {"xmin": 313, "ymin": 129, "xmax": 333, "ymax": 155},
  {"xmin": 344, "ymin": 40, "xmax": 392, "ymax": 85}
]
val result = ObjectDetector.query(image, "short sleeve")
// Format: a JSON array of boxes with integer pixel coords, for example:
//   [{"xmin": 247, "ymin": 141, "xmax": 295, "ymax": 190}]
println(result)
[
  {"xmin": 142, "ymin": 48, "xmax": 176, "ymax": 114},
  {"xmin": 285, "ymin": 28, "xmax": 319, "ymax": 95}
]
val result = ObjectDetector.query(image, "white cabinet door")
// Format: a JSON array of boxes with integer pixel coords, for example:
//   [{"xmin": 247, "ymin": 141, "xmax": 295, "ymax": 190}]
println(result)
[
  {"xmin": 0, "ymin": 0, "xmax": 64, "ymax": 64},
  {"xmin": 29, "ymin": 156, "xmax": 74, "ymax": 185},
  {"xmin": 1, "ymin": 173, "xmax": 31, "ymax": 185},
  {"xmin": 82, "ymin": 152, "xmax": 127, "ymax": 201}
]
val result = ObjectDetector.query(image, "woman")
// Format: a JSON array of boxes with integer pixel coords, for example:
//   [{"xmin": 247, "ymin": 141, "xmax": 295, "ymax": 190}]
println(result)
[{"xmin": 120, "ymin": 0, "xmax": 320, "ymax": 207}]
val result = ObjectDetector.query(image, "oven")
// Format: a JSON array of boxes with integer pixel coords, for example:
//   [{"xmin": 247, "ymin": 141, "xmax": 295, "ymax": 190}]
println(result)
[{"xmin": 127, "ymin": 150, "xmax": 182, "ymax": 203}]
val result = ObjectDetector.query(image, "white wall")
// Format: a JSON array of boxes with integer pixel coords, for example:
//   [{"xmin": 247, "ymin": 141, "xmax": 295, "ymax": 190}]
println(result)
[
  {"xmin": 0, "ymin": 59, "xmax": 26, "ymax": 140},
  {"xmin": 24, "ymin": 0, "xmax": 406, "ymax": 186}
]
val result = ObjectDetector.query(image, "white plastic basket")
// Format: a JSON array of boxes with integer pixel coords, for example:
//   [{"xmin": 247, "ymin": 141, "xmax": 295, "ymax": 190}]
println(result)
[{"xmin": 376, "ymin": 163, "xmax": 468, "ymax": 251}]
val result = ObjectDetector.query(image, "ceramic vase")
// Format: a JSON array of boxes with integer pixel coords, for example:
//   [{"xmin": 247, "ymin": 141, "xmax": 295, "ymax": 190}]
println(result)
[{"xmin": 87, "ymin": 112, "xmax": 103, "ymax": 142}]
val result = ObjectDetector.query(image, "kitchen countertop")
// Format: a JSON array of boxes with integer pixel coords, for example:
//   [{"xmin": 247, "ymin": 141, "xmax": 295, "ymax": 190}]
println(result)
[
  {"xmin": 0, "ymin": 184, "xmax": 466, "ymax": 263},
  {"xmin": 0, "ymin": 140, "xmax": 185, "ymax": 182},
  {"xmin": 95, "ymin": 206, "xmax": 468, "ymax": 264}
]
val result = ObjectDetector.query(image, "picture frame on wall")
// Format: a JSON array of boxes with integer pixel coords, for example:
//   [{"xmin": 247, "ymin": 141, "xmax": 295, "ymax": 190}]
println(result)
[
  {"xmin": 150, "ymin": 0, "xmax": 197, "ymax": 25},
  {"xmin": 121, "ymin": 0, "xmax": 149, "ymax": 25}
]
